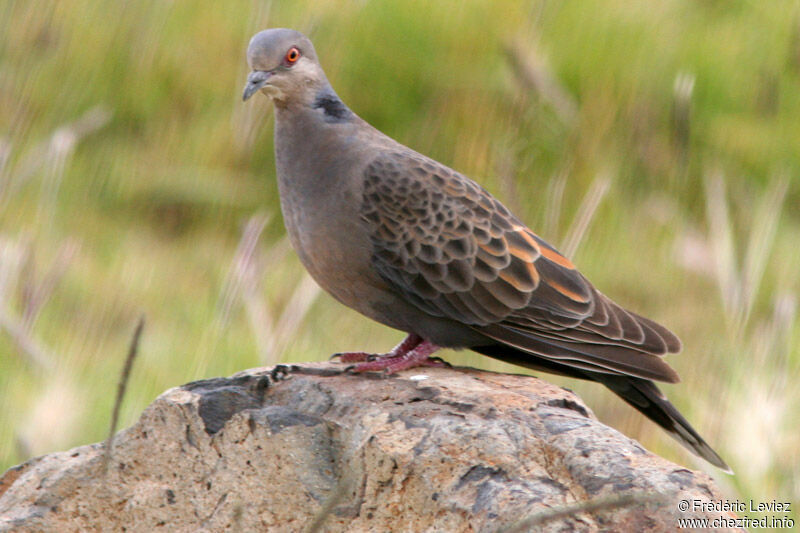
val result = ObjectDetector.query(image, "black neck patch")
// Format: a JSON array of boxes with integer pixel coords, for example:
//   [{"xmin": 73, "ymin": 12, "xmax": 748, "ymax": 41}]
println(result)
[{"xmin": 313, "ymin": 91, "xmax": 352, "ymax": 123}]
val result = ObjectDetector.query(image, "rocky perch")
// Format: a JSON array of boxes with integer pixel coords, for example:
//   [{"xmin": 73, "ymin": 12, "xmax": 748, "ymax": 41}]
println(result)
[{"xmin": 0, "ymin": 362, "xmax": 738, "ymax": 532}]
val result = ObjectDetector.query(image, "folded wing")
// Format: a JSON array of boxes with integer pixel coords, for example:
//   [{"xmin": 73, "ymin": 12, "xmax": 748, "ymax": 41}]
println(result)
[{"xmin": 361, "ymin": 150, "xmax": 681, "ymax": 383}]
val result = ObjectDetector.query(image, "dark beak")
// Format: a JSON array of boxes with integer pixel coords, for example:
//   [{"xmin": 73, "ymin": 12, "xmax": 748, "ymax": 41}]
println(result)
[{"xmin": 242, "ymin": 70, "xmax": 273, "ymax": 101}]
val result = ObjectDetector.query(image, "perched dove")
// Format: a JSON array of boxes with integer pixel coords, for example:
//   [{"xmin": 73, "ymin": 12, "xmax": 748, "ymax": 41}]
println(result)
[{"xmin": 242, "ymin": 28, "xmax": 730, "ymax": 472}]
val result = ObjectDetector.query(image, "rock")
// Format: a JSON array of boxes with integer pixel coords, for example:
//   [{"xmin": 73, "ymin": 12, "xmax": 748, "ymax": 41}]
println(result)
[{"xmin": 0, "ymin": 363, "xmax": 739, "ymax": 532}]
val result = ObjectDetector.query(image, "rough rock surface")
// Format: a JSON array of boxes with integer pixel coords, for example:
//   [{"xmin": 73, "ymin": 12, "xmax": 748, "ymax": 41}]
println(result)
[{"xmin": 0, "ymin": 362, "xmax": 738, "ymax": 532}]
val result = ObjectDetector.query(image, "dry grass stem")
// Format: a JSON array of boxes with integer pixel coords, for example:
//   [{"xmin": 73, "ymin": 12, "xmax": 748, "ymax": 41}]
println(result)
[
  {"xmin": 304, "ymin": 437, "xmax": 367, "ymax": 533},
  {"xmin": 753, "ymin": 293, "xmax": 797, "ymax": 380},
  {"xmin": 0, "ymin": 138, "xmax": 11, "ymax": 197},
  {"xmin": 543, "ymin": 167, "xmax": 568, "ymax": 239},
  {"xmin": 498, "ymin": 492, "xmax": 664, "ymax": 532},
  {"xmin": 217, "ymin": 213, "xmax": 271, "ymax": 328},
  {"xmin": 671, "ymin": 71, "xmax": 695, "ymax": 163},
  {"xmin": 504, "ymin": 40, "xmax": 578, "ymax": 126},
  {"xmin": 20, "ymin": 239, "xmax": 80, "ymax": 332},
  {"xmin": 0, "ymin": 306, "xmax": 54, "ymax": 370},
  {"xmin": 494, "ymin": 151, "xmax": 521, "ymax": 214},
  {"xmin": 704, "ymin": 170, "xmax": 788, "ymax": 335},
  {"xmin": 7, "ymin": 106, "xmax": 111, "ymax": 207},
  {"xmin": 217, "ymin": 213, "xmax": 319, "ymax": 365},
  {"xmin": 562, "ymin": 172, "xmax": 611, "ymax": 258},
  {"xmin": 262, "ymin": 273, "xmax": 320, "ymax": 365},
  {"xmin": 703, "ymin": 170, "xmax": 739, "ymax": 324},
  {"xmin": 303, "ymin": 470, "xmax": 351, "ymax": 533},
  {"xmin": 0, "ymin": 233, "xmax": 77, "ymax": 369},
  {"xmin": 740, "ymin": 174, "xmax": 788, "ymax": 328},
  {"xmin": 103, "ymin": 316, "xmax": 145, "ymax": 474}
]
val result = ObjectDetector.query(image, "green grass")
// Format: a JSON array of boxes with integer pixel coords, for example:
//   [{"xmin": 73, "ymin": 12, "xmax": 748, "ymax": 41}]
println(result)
[{"xmin": 1, "ymin": 0, "xmax": 798, "ymax": 522}]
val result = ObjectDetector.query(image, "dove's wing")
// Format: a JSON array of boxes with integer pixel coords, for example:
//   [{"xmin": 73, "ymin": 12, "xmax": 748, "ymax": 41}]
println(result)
[{"xmin": 360, "ymin": 150, "xmax": 681, "ymax": 382}]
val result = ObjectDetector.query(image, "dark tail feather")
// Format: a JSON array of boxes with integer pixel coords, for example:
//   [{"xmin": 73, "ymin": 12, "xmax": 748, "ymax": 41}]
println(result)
[
  {"xmin": 593, "ymin": 374, "xmax": 732, "ymax": 473},
  {"xmin": 473, "ymin": 344, "xmax": 732, "ymax": 473}
]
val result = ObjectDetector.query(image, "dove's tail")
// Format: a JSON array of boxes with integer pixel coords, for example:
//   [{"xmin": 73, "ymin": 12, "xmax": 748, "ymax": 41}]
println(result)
[
  {"xmin": 594, "ymin": 374, "xmax": 732, "ymax": 473},
  {"xmin": 472, "ymin": 344, "xmax": 732, "ymax": 473}
]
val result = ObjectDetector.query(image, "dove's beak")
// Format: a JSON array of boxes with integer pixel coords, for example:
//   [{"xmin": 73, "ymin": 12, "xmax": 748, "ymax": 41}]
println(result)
[{"xmin": 242, "ymin": 70, "xmax": 273, "ymax": 101}]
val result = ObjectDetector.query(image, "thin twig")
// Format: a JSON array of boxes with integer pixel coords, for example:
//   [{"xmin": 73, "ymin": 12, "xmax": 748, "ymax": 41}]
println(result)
[
  {"xmin": 303, "ymin": 472, "xmax": 352, "ymax": 533},
  {"xmin": 304, "ymin": 439, "xmax": 365, "ymax": 533},
  {"xmin": 497, "ymin": 492, "xmax": 665, "ymax": 532},
  {"xmin": 103, "ymin": 316, "xmax": 145, "ymax": 474}
]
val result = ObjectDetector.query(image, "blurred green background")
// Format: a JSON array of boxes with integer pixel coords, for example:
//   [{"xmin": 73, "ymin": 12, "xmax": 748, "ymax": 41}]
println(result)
[{"xmin": 1, "ymin": 0, "xmax": 798, "ymax": 519}]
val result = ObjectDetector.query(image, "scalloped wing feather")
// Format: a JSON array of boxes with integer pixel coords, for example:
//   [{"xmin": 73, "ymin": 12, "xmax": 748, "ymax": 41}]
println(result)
[{"xmin": 361, "ymin": 150, "xmax": 681, "ymax": 382}]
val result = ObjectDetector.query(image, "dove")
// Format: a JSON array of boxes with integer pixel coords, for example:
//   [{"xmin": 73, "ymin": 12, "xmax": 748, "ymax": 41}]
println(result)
[{"xmin": 242, "ymin": 28, "xmax": 730, "ymax": 472}]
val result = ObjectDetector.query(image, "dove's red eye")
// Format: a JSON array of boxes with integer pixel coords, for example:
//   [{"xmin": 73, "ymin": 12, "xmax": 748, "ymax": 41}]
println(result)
[{"xmin": 284, "ymin": 47, "xmax": 301, "ymax": 65}]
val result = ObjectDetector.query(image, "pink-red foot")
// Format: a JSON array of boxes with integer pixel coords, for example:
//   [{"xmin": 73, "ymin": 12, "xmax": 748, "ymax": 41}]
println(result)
[
  {"xmin": 331, "ymin": 333, "xmax": 423, "ymax": 362},
  {"xmin": 331, "ymin": 334, "xmax": 447, "ymax": 374}
]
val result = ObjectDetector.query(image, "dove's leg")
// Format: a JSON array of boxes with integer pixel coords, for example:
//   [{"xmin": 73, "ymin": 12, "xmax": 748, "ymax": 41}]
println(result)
[
  {"xmin": 333, "ymin": 333, "xmax": 424, "ymax": 363},
  {"xmin": 346, "ymin": 339, "xmax": 446, "ymax": 374},
  {"xmin": 332, "ymin": 334, "xmax": 447, "ymax": 373}
]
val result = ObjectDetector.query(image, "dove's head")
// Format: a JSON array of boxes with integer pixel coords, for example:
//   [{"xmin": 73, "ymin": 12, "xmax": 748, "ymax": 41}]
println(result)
[{"xmin": 242, "ymin": 28, "xmax": 326, "ymax": 105}]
